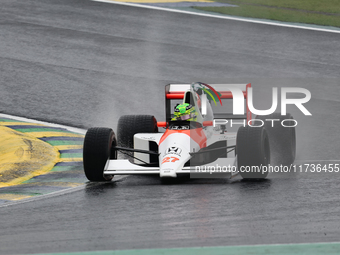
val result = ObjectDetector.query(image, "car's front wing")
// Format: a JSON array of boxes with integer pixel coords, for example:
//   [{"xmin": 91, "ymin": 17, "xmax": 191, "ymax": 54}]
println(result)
[{"xmin": 104, "ymin": 158, "xmax": 238, "ymax": 177}]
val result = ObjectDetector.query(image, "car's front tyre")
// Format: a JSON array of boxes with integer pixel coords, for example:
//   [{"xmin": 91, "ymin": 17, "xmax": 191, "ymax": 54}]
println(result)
[
  {"xmin": 83, "ymin": 127, "xmax": 116, "ymax": 182},
  {"xmin": 237, "ymin": 125, "xmax": 270, "ymax": 179},
  {"xmin": 256, "ymin": 113, "xmax": 296, "ymax": 166},
  {"xmin": 117, "ymin": 115, "xmax": 158, "ymax": 159}
]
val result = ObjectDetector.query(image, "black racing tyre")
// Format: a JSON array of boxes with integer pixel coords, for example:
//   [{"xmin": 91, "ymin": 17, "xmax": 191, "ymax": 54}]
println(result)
[
  {"xmin": 256, "ymin": 113, "xmax": 296, "ymax": 166},
  {"xmin": 117, "ymin": 115, "xmax": 158, "ymax": 158},
  {"xmin": 237, "ymin": 125, "xmax": 270, "ymax": 179},
  {"xmin": 83, "ymin": 127, "xmax": 116, "ymax": 182}
]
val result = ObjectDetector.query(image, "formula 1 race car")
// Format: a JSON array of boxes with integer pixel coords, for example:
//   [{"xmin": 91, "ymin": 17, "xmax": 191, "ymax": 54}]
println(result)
[{"xmin": 83, "ymin": 82, "xmax": 296, "ymax": 181}]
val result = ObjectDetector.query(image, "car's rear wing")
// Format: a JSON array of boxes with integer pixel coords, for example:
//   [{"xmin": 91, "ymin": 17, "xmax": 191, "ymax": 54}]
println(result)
[{"xmin": 163, "ymin": 83, "xmax": 252, "ymax": 125}]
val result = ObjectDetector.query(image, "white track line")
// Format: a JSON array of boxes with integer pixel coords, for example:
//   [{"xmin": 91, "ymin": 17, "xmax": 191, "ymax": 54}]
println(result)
[
  {"xmin": 0, "ymin": 174, "xmax": 128, "ymax": 208},
  {"xmin": 0, "ymin": 184, "xmax": 86, "ymax": 208},
  {"xmin": 93, "ymin": 0, "xmax": 340, "ymax": 34},
  {"xmin": 0, "ymin": 113, "xmax": 86, "ymax": 135}
]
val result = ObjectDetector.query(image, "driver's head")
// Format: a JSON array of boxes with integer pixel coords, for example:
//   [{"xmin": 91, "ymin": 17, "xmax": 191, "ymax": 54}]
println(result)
[{"xmin": 174, "ymin": 103, "xmax": 197, "ymax": 121}]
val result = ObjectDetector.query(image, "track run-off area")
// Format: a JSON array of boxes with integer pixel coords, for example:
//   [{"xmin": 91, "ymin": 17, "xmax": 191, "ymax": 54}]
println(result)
[
  {"xmin": 0, "ymin": 0, "xmax": 340, "ymax": 254},
  {"xmin": 0, "ymin": 114, "xmax": 86, "ymax": 203}
]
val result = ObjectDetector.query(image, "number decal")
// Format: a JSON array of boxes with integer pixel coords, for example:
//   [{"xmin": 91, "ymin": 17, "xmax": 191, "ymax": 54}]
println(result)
[
  {"xmin": 162, "ymin": 156, "xmax": 180, "ymax": 164},
  {"xmin": 171, "ymin": 157, "xmax": 179, "ymax": 162},
  {"xmin": 162, "ymin": 157, "xmax": 170, "ymax": 164}
]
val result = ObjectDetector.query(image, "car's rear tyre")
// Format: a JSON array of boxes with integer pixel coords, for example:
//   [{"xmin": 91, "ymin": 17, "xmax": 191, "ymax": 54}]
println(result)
[
  {"xmin": 237, "ymin": 125, "xmax": 270, "ymax": 179},
  {"xmin": 83, "ymin": 127, "xmax": 116, "ymax": 182},
  {"xmin": 117, "ymin": 115, "xmax": 158, "ymax": 158},
  {"xmin": 256, "ymin": 113, "xmax": 296, "ymax": 166}
]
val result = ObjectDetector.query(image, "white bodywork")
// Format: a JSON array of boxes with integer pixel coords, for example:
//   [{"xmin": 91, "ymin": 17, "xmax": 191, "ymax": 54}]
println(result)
[
  {"xmin": 104, "ymin": 122, "xmax": 238, "ymax": 178},
  {"xmin": 104, "ymin": 83, "xmax": 250, "ymax": 178}
]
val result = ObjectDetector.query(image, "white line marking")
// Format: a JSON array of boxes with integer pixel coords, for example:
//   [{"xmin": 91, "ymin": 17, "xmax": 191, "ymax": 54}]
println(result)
[
  {"xmin": 92, "ymin": 0, "xmax": 340, "ymax": 34},
  {"xmin": 0, "ymin": 176, "xmax": 128, "ymax": 208},
  {"xmin": 0, "ymin": 113, "xmax": 86, "ymax": 135},
  {"xmin": 0, "ymin": 184, "xmax": 86, "ymax": 208}
]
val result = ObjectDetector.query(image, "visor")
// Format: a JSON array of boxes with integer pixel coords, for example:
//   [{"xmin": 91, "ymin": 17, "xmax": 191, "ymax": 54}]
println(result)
[{"xmin": 179, "ymin": 113, "xmax": 196, "ymax": 120}]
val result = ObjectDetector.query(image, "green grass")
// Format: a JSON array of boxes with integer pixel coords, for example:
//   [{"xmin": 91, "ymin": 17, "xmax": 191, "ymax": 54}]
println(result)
[{"xmin": 194, "ymin": 0, "xmax": 340, "ymax": 27}]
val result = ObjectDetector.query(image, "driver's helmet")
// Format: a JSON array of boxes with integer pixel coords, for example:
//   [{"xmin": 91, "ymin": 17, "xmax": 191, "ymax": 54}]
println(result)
[{"xmin": 172, "ymin": 103, "xmax": 197, "ymax": 121}]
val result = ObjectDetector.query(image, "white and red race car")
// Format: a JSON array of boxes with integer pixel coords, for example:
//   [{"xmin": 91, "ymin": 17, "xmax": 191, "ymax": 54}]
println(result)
[{"xmin": 83, "ymin": 83, "xmax": 296, "ymax": 181}]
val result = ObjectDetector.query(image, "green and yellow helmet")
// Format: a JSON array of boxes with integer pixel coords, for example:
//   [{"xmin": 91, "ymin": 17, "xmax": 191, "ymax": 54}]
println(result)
[{"xmin": 173, "ymin": 103, "xmax": 197, "ymax": 121}]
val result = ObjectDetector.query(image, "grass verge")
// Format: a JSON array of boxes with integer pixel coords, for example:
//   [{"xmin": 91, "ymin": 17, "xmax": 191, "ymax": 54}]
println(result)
[{"xmin": 194, "ymin": 0, "xmax": 340, "ymax": 27}]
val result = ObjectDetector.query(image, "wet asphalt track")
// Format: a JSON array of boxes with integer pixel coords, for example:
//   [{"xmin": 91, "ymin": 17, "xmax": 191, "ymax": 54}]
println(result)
[{"xmin": 1, "ymin": 0, "xmax": 340, "ymax": 254}]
